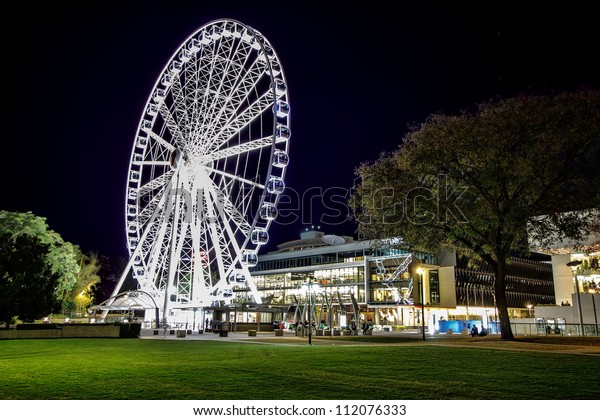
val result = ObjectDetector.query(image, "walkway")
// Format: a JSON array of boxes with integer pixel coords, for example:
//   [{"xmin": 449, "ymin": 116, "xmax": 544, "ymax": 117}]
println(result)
[{"xmin": 140, "ymin": 329, "xmax": 600, "ymax": 355}]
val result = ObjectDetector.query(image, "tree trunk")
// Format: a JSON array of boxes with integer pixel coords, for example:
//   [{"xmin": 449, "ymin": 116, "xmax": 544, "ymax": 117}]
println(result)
[{"xmin": 494, "ymin": 260, "xmax": 515, "ymax": 340}]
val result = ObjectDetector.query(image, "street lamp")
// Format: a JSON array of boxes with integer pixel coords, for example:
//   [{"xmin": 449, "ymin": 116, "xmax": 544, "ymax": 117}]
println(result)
[
  {"xmin": 301, "ymin": 277, "xmax": 321, "ymax": 345},
  {"xmin": 567, "ymin": 260, "xmax": 584, "ymax": 336},
  {"xmin": 527, "ymin": 304, "xmax": 533, "ymax": 318},
  {"xmin": 416, "ymin": 267, "xmax": 425, "ymax": 341}
]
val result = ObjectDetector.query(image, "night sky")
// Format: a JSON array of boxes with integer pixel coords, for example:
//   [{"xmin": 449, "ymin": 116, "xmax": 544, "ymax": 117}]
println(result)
[{"xmin": 4, "ymin": 3, "xmax": 598, "ymax": 259}]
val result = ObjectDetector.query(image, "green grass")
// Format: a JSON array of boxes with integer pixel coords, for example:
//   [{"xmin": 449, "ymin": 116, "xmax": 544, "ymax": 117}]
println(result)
[{"xmin": 0, "ymin": 338, "xmax": 598, "ymax": 400}]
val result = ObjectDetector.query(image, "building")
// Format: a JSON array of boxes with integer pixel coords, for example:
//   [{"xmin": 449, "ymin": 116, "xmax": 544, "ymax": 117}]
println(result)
[
  {"xmin": 220, "ymin": 229, "xmax": 556, "ymax": 334},
  {"xmin": 527, "ymin": 227, "xmax": 600, "ymax": 335}
]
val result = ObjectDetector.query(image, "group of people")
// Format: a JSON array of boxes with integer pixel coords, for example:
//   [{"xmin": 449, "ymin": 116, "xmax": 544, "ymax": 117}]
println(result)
[
  {"xmin": 361, "ymin": 319, "xmax": 373, "ymax": 334},
  {"xmin": 293, "ymin": 320, "xmax": 316, "ymax": 330},
  {"xmin": 469, "ymin": 324, "xmax": 487, "ymax": 337}
]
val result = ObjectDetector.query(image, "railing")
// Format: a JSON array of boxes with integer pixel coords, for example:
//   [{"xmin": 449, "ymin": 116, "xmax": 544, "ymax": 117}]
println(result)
[{"xmin": 510, "ymin": 322, "xmax": 599, "ymax": 337}]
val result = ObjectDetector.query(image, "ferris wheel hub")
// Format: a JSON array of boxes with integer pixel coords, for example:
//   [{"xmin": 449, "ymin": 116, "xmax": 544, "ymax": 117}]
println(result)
[{"xmin": 169, "ymin": 148, "xmax": 187, "ymax": 169}]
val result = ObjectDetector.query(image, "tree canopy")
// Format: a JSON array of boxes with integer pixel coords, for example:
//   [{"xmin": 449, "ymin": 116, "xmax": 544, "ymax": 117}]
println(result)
[
  {"xmin": 350, "ymin": 90, "xmax": 600, "ymax": 340},
  {"xmin": 0, "ymin": 210, "xmax": 80, "ymax": 325}
]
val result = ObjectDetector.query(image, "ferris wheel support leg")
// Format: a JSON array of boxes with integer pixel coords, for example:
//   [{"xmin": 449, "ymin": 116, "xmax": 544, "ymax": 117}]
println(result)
[
  {"xmin": 163, "ymin": 171, "xmax": 185, "ymax": 328},
  {"xmin": 203, "ymin": 185, "xmax": 229, "ymax": 283},
  {"xmin": 300, "ymin": 297, "xmax": 307, "ymax": 323},
  {"xmin": 189, "ymin": 191, "xmax": 210, "ymax": 306},
  {"xmin": 101, "ymin": 174, "xmax": 176, "ymax": 320},
  {"xmin": 292, "ymin": 295, "xmax": 300, "ymax": 324},
  {"xmin": 100, "ymin": 251, "xmax": 137, "ymax": 320},
  {"xmin": 242, "ymin": 267, "xmax": 262, "ymax": 304}
]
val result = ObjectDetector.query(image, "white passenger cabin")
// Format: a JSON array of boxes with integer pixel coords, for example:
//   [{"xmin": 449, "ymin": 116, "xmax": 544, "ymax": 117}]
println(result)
[
  {"xmin": 251, "ymin": 228, "xmax": 269, "ymax": 245},
  {"xmin": 276, "ymin": 124, "xmax": 291, "ymax": 141},
  {"xmin": 187, "ymin": 38, "xmax": 201, "ymax": 53},
  {"xmin": 267, "ymin": 176, "xmax": 285, "ymax": 194},
  {"xmin": 260, "ymin": 203, "xmax": 278, "ymax": 220},
  {"xmin": 178, "ymin": 48, "xmax": 193, "ymax": 63},
  {"xmin": 136, "ymin": 135, "xmax": 148, "ymax": 148},
  {"xmin": 242, "ymin": 251, "xmax": 258, "ymax": 267},
  {"xmin": 169, "ymin": 60, "xmax": 182, "ymax": 73},
  {"xmin": 153, "ymin": 88, "xmax": 166, "ymax": 103},
  {"xmin": 272, "ymin": 150, "xmax": 289, "ymax": 168},
  {"xmin": 228, "ymin": 271, "xmax": 246, "ymax": 284},
  {"xmin": 274, "ymin": 100, "xmax": 289, "ymax": 118},
  {"xmin": 273, "ymin": 79, "xmax": 286, "ymax": 97}
]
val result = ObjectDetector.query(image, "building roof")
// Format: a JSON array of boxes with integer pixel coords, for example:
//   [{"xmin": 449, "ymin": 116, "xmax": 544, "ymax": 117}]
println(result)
[{"xmin": 270, "ymin": 229, "xmax": 354, "ymax": 253}]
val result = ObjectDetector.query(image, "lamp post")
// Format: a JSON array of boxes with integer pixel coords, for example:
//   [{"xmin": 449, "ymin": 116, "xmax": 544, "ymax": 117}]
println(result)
[
  {"xmin": 416, "ymin": 267, "xmax": 425, "ymax": 341},
  {"xmin": 567, "ymin": 260, "xmax": 584, "ymax": 336},
  {"xmin": 527, "ymin": 304, "xmax": 533, "ymax": 318}
]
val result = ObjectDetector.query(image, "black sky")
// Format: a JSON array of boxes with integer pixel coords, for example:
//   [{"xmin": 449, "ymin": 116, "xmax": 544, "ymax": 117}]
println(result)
[{"xmin": 3, "ymin": 2, "xmax": 598, "ymax": 258}]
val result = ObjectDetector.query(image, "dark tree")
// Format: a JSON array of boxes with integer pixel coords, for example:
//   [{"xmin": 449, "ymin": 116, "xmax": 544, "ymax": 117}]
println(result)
[
  {"xmin": 351, "ymin": 90, "xmax": 600, "ymax": 340},
  {"xmin": 0, "ymin": 211, "xmax": 79, "ymax": 326}
]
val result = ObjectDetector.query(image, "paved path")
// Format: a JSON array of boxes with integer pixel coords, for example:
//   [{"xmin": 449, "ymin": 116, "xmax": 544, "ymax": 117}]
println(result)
[{"xmin": 140, "ymin": 329, "xmax": 600, "ymax": 355}]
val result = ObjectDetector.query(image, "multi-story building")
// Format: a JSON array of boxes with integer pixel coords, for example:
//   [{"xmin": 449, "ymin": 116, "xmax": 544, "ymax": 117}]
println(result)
[
  {"xmin": 221, "ymin": 229, "xmax": 555, "ymax": 334},
  {"xmin": 527, "ymin": 228, "xmax": 600, "ymax": 335}
]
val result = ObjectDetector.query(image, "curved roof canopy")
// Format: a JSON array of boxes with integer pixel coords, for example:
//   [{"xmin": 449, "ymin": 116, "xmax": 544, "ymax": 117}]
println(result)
[{"xmin": 92, "ymin": 291, "xmax": 158, "ymax": 311}]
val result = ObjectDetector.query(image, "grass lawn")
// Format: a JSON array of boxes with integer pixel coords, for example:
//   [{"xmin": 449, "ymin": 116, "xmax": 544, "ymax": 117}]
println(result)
[{"xmin": 0, "ymin": 337, "xmax": 598, "ymax": 400}]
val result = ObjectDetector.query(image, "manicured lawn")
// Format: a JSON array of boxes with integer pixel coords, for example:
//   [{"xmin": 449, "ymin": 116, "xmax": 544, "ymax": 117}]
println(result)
[{"xmin": 0, "ymin": 338, "xmax": 598, "ymax": 399}]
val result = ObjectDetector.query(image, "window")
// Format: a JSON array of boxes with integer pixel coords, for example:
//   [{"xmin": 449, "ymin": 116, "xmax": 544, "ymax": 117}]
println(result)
[{"xmin": 429, "ymin": 270, "xmax": 440, "ymax": 305}]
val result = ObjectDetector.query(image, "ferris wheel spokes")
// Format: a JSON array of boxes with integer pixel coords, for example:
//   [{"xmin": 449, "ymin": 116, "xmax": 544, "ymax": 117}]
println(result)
[
  {"xmin": 199, "ymin": 135, "xmax": 274, "ymax": 163},
  {"xmin": 196, "ymin": 36, "xmax": 252, "ymax": 143},
  {"xmin": 144, "ymin": 129, "xmax": 176, "ymax": 153},
  {"xmin": 208, "ymin": 89, "xmax": 275, "ymax": 153}
]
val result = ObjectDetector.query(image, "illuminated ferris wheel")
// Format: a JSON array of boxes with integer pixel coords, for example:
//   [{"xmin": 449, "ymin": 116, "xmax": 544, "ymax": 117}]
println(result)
[{"xmin": 108, "ymin": 19, "xmax": 290, "ymax": 320}]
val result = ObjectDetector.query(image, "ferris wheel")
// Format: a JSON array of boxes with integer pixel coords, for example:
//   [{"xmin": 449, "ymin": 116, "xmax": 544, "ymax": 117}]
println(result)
[{"xmin": 108, "ymin": 19, "xmax": 290, "ymax": 319}]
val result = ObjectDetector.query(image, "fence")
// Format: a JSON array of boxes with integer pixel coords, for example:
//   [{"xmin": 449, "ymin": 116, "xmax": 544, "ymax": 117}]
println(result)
[{"xmin": 510, "ymin": 322, "xmax": 599, "ymax": 337}]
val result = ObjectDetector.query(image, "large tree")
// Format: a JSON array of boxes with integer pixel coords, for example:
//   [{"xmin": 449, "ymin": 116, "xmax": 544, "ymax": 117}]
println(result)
[
  {"xmin": 351, "ymin": 90, "xmax": 599, "ymax": 340},
  {"xmin": 0, "ymin": 210, "xmax": 80, "ymax": 326}
]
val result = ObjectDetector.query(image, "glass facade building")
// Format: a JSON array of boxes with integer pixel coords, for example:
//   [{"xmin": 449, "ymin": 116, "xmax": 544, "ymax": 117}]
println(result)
[{"xmin": 226, "ymin": 230, "xmax": 556, "ymax": 333}]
